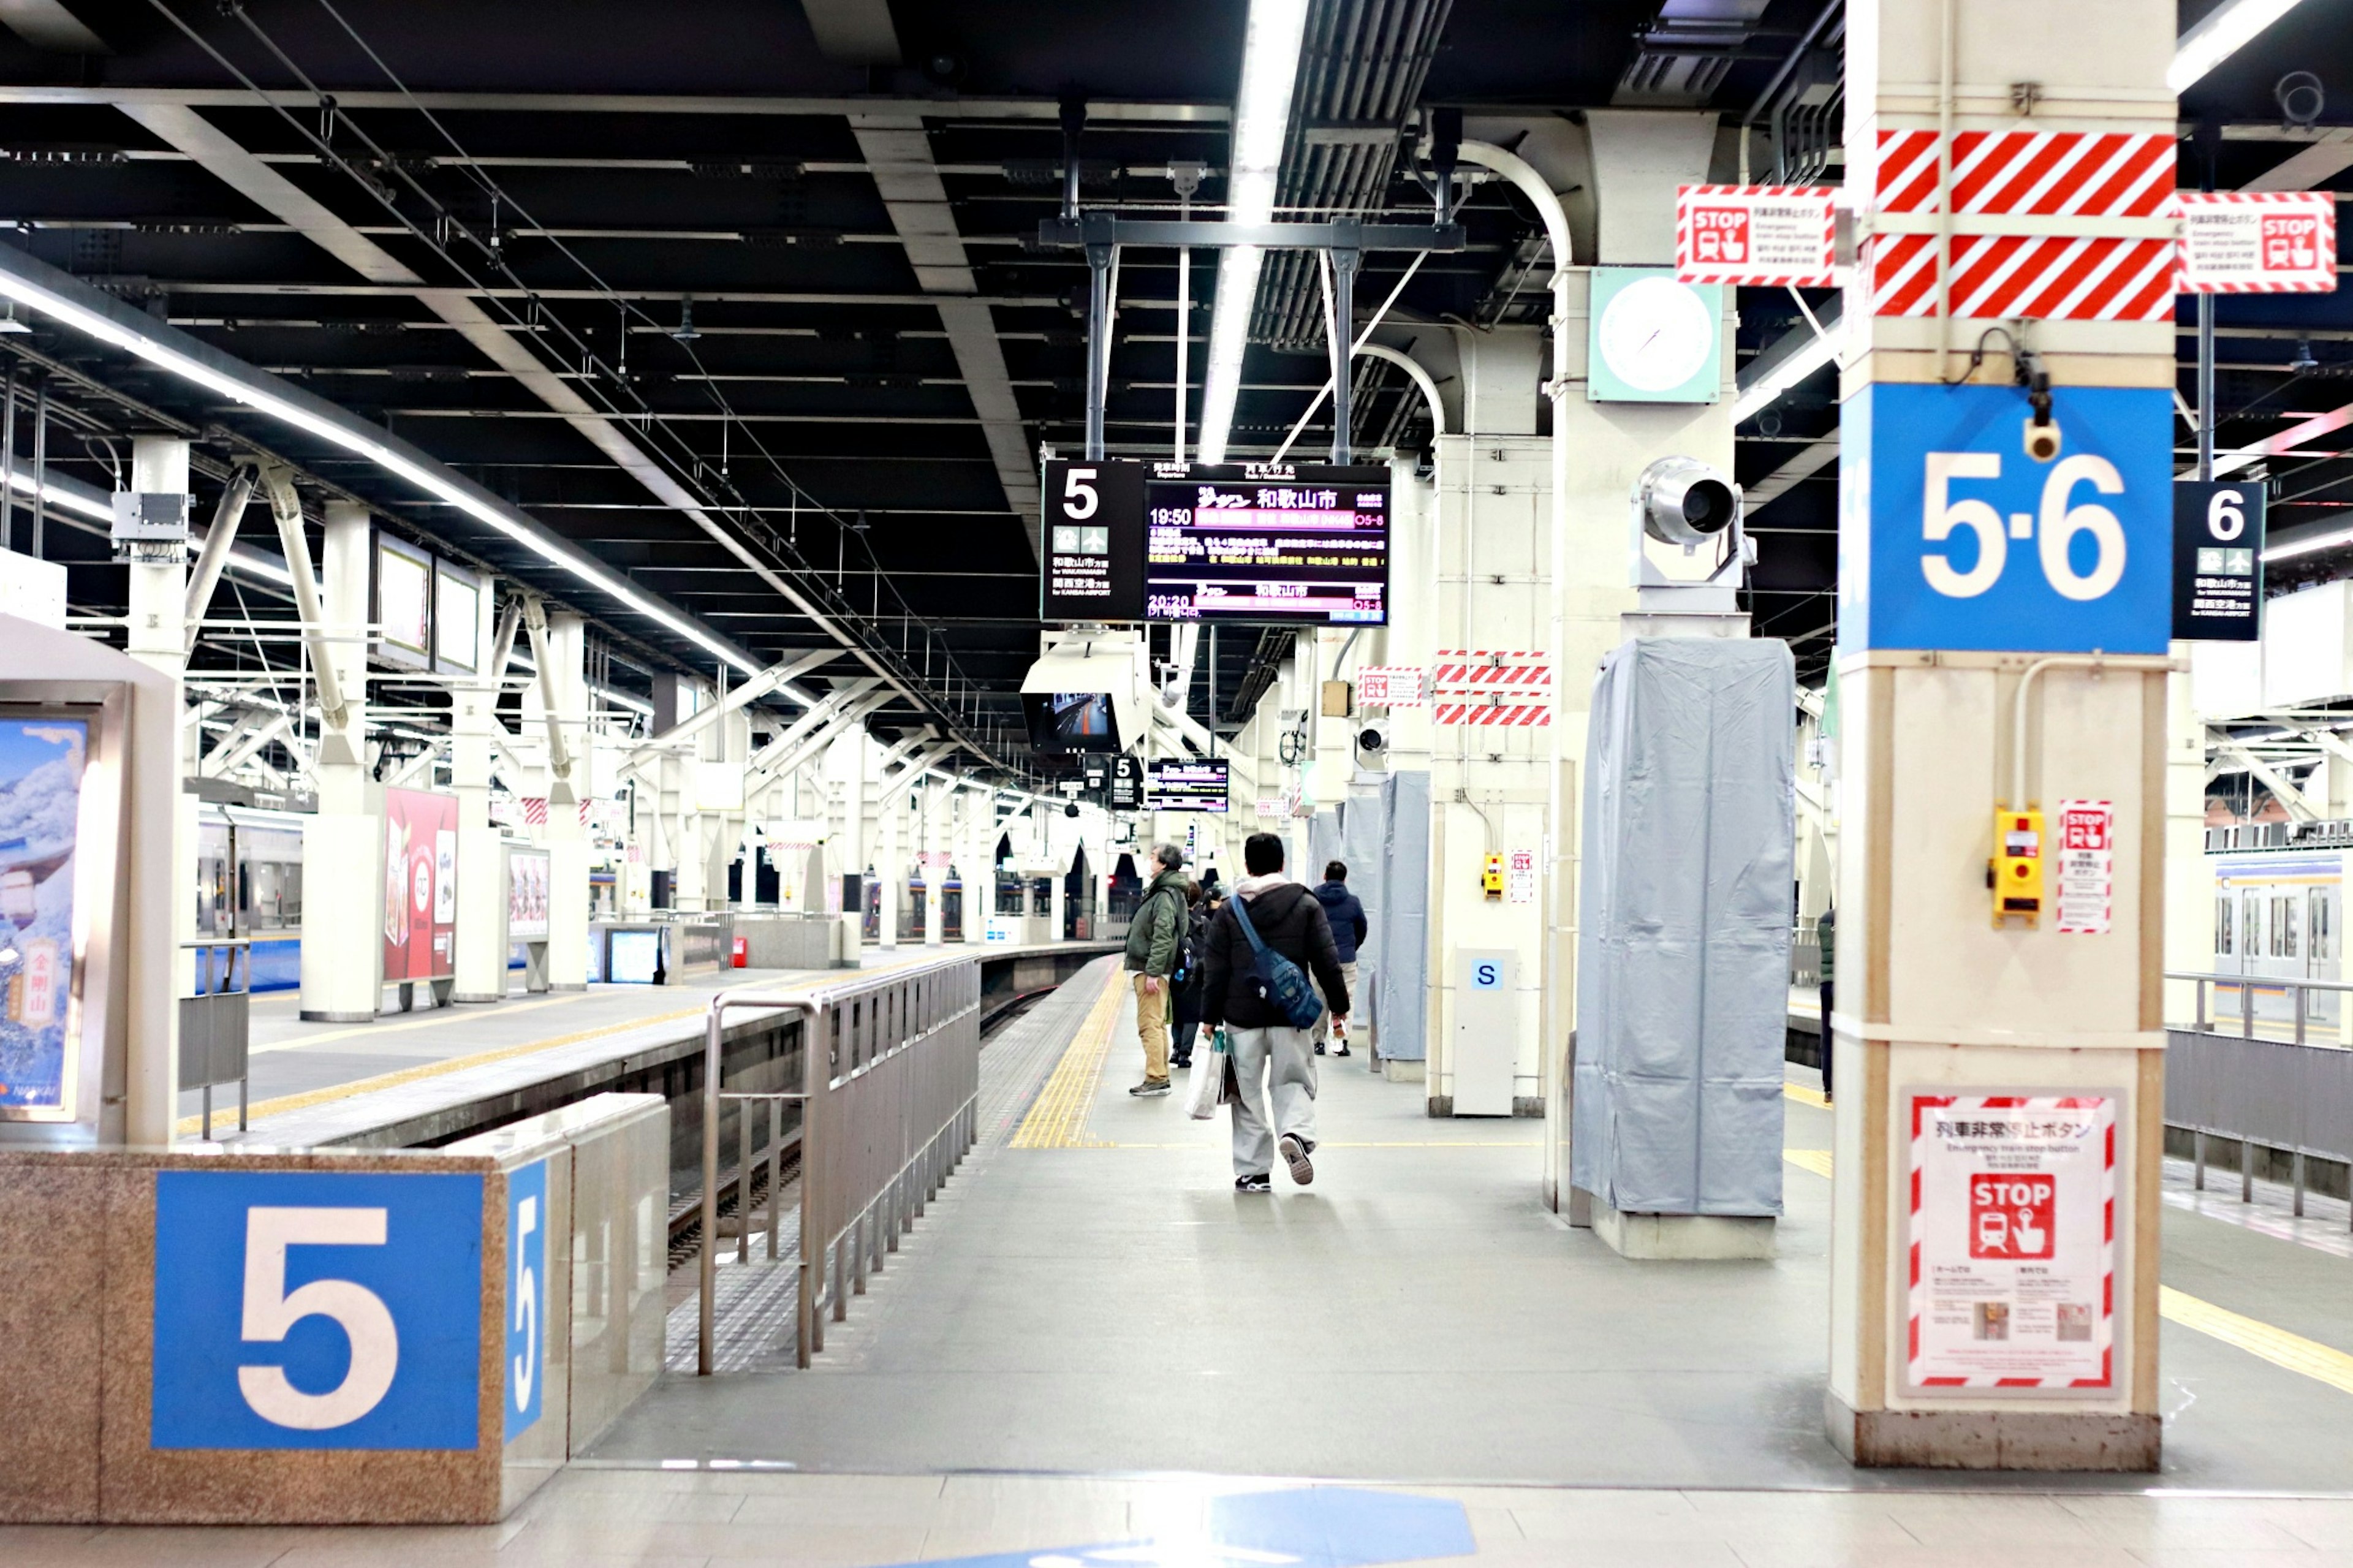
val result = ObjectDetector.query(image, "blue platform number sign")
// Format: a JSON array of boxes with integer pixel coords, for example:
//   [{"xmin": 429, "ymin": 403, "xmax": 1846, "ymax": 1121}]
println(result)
[
  {"xmin": 504, "ymin": 1159, "xmax": 547, "ymax": 1442},
  {"xmin": 1841, "ymin": 382, "xmax": 2173, "ymax": 654},
  {"xmin": 152, "ymin": 1170, "xmax": 483, "ymax": 1450},
  {"xmin": 1470, "ymin": 960, "xmax": 1504, "ymax": 991}
]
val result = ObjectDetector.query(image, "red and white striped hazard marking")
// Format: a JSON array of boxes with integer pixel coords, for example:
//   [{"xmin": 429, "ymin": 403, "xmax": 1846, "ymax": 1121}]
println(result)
[
  {"xmin": 2176, "ymin": 190, "xmax": 2338, "ymax": 294},
  {"xmin": 1433, "ymin": 700, "xmax": 1550, "ymax": 727},
  {"xmin": 1431, "ymin": 650, "xmax": 1553, "ymax": 694},
  {"xmin": 1675, "ymin": 184, "xmax": 1838, "ymax": 287},
  {"xmin": 519, "ymin": 797, "xmax": 593, "ymax": 826},
  {"xmin": 1870, "ymin": 129, "xmax": 2177, "ymax": 322},
  {"xmin": 1909, "ymin": 1094, "xmax": 2114, "ymax": 1391}
]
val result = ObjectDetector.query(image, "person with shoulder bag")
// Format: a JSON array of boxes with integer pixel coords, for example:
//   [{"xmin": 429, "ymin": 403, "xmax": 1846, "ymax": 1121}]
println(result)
[
  {"xmin": 1199, "ymin": 832, "xmax": 1350, "ymax": 1192},
  {"xmin": 1170, "ymin": 881, "xmax": 1208, "ymax": 1070}
]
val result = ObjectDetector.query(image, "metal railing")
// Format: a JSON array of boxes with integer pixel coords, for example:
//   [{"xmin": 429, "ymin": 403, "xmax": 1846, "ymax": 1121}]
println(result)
[
  {"xmin": 2169, "ymin": 969, "xmax": 2353, "ymax": 1047},
  {"xmin": 179, "ymin": 937, "xmax": 252, "ymax": 1139},
  {"xmin": 697, "ymin": 951, "xmax": 983, "ymax": 1375}
]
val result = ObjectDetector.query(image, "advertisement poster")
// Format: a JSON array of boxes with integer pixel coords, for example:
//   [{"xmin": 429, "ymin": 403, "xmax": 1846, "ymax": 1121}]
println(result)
[
  {"xmin": 0, "ymin": 718, "xmax": 85, "ymax": 1113},
  {"xmin": 384, "ymin": 787, "xmax": 459, "ymax": 982},
  {"xmin": 507, "ymin": 847, "xmax": 550, "ymax": 942},
  {"xmin": 1908, "ymin": 1093, "xmax": 2114, "ymax": 1389},
  {"xmin": 2053, "ymin": 800, "xmax": 2115, "ymax": 936}
]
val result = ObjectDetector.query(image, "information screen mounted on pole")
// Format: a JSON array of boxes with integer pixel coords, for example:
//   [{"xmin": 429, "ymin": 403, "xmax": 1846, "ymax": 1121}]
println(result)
[
  {"xmin": 1144, "ymin": 464, "xmax": 1390, "ymax": 626},
  {"xmin": 1146, "ymin": 758, "xmax": 1230, "ymax": 812}
]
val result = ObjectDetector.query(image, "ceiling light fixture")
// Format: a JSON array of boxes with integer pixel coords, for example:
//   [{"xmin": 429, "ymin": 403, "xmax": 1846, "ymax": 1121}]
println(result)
[
  {"xmin": 2169, "ymin": 0, "xmax": 2317, "ymax": 93},
  {"xmin": 1194, "ymin": 0, "xmax": 1311, "ymax": 468},
  {"xmin": 1732, "ymin": 327, "xmax": 1841, "ymax": 426},
  {"xmin": 0, "ymin": 256, "xmax": 760, "ymax": 675}
]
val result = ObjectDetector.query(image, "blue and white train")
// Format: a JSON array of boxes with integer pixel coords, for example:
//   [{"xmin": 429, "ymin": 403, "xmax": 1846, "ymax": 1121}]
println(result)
[
  {"xmin": 194, "ymin": 801, "xmax": 307, "ymax": 991},
  {"xmin": 2207, "ymin": 823, "xmax": 2348, "ymax": 1028}
]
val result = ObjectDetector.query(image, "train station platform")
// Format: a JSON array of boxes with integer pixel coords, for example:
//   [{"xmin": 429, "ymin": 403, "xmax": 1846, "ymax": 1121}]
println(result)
[{"xmin": 591, "ymin": 956, "xmax": 2353, "ymax": 1494}]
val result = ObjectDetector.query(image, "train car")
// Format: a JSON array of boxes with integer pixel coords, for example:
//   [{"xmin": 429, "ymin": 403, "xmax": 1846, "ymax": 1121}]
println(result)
[
  {"xmin": 2207, "ymin": 824, "xmax": 2346, "ymax": 1028},
  {"xmin": 194, "ymin": 803, "xmax": 308, "ymax": 992}
]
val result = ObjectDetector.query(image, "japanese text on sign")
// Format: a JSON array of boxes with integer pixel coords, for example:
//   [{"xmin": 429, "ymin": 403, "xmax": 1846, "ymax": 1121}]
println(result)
[
  {"xmin": 2053, "ymin": 799, "xmax": 2113, "ymax": 936},
  {"xmin": 1908, "ymin": 1094, "xmax": 2114, "ymax": 1390}
]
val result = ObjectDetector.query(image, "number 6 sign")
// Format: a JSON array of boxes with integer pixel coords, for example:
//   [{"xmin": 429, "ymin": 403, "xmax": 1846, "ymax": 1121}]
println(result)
[{"xmin": 1840, "ymin": 383, "xmax": 2172, "ymax": 655}]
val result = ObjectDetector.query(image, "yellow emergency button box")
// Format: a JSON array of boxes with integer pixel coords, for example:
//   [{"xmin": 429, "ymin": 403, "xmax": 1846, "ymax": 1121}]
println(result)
[
  {"xmin": 1482, "ymin": 852, "xmax": 1505, "ymax": 900},
  {"xmin": 1993, "ymin": 808, "xmax": 2045, "ymax": 926}
]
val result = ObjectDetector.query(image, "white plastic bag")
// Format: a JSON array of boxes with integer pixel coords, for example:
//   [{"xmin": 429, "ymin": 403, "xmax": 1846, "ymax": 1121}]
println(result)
[{"xmin": 1185, "ymin": 1029, "xmax": 1227, "ymax": 1119}]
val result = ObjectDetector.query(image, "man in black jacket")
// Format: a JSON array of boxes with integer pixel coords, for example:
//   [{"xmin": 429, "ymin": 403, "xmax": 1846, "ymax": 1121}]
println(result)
[{"xmin": 1200, "ymin": 833, "xmax": 1350, "ymax": 1192}]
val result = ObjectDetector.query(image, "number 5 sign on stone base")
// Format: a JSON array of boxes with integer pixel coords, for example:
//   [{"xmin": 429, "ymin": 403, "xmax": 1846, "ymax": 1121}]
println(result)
[{"xmin": 1840, "ymin": 384, "xmax": 2173, "ymax": 654}]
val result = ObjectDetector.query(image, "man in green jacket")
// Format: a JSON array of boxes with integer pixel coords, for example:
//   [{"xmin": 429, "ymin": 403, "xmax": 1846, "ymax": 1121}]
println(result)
[{"xmin": 1123, "ymin": 844, "xmax": 1191, "ymax": 1097}]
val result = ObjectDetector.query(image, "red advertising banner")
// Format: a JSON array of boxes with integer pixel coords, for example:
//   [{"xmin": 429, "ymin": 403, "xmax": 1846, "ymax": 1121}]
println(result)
[{"xmin": 384, "ymin": 787, "xmax": 459, "ymax": 982}]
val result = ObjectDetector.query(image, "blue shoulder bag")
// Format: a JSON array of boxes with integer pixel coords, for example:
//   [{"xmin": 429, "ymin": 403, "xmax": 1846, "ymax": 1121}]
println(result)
[{"xmin": 1230, "ymin": 893, "xmax": 1325, "ymax": 1030}]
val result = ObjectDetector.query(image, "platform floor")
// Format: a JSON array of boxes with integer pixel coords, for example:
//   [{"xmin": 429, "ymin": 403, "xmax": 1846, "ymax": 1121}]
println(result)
[{"xmin": 48, "ymin": 956, "xmax": 2353, "ymax": 1565}]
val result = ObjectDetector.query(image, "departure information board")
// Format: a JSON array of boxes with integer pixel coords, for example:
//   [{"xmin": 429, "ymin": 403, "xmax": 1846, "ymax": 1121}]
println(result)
[
  {"xmin": 1146, "ymin": 759, "xmax": 1230, "ymax": 812},
  {"xmin": 1143, "ymin": 464, "xmax": 1389, "ymax": 626}
]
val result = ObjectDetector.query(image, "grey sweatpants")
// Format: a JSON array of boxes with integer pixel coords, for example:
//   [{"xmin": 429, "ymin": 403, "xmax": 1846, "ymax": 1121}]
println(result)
[{"xmin": 1226, "ymin": 1024, "xmax": 1318, "ymax": 1178}]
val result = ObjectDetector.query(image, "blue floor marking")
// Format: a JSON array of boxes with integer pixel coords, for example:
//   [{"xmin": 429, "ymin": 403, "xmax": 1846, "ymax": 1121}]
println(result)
[{"xmin": 870, "ymin": 1487, "xmax": 1476, "ymax": 1568}]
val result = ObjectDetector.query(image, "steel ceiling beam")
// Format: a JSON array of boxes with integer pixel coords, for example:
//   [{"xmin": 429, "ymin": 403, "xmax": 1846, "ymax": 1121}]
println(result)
[{"xmin": 0, "ymin": 85, "xmax": 1227, "ymax": 119}]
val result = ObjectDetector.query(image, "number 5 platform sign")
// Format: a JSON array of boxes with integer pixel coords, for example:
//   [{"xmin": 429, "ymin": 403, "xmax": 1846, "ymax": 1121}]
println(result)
[
  {"xmin": 153, "ymin": 1170, "xmax": 485, "ymax": 1449},
  {"xmin": 1907, "ymin": 1094, "xmax": 2115, "ymax": 1390},
  {"xmin": 1841, "ymin": 384, "xmax": 2172, "ymax": 654}
]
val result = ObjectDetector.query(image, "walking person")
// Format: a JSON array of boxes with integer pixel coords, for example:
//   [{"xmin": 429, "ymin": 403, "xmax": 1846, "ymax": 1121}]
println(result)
[
  {"xmin": 1815, "ymin": 903, "xmax": 1836, "ymax": 1104},
  {"xmin": 1309, "ymin": 860, "xmax": 1368, "ymax": 1058},
  {"xmin": 1170, "ymin": 882, "xmax": 1208, "ymax": 1070},
  {"xmin": 1201, "ymin": 833, "xmax": 1351, "ymax": 1192},
  {"xmin": 1123, "ymin": 843, "xmax": 1191, "ymax": 1097}
]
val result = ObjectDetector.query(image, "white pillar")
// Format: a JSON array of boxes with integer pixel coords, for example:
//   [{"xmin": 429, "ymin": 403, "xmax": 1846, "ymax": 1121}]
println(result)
[
  {"xmin": 923, "ymin": 779, "xmax": 947, "ymax": 946},
  {"xmin": 1825, "ymin": 0, "xmax": 2172, "ymax": 1469},
  {"xmin": 124, "ymin": 436, "xmax": 192, "ymax": 1128},
  {"xmin": 300, "ymin": 499, "xmax": 382, "ymax": 1021},
  {"xmin": 542, "ymin": 612, "xmax": 591, "ymax": 989},
  {"xmin": 452, "ymin": 583, "xmax": 506, "ymax": 1003},
  {"xmin": 878, "ymin": 784, "xmax": 901, "ymax": 950}
]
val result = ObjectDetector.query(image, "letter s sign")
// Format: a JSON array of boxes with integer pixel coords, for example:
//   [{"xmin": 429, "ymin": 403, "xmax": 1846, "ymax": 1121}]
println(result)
[{"xmin": 1841, "ymin": 382, "xmax": 2171, "ymax": 655}]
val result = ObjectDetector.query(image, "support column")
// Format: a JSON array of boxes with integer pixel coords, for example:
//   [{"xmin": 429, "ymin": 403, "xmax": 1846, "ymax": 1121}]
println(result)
[
  {"xmin": 452, "ymin": 583, "xmax": 506, "ymax": 1003},
  {"xmin": 123, "ymin": 436, "xmax": 192, "ymax": 1123},
  {"xmin": 300, "ymin": 499, "xmax": 381, "ymax": 1021},
  {"xmin": 878, "ymin": 784, "xmax": 901, "ymax": 951},
  {"xmin": 1825, "ymin": 0, "xmax": 2173, "ymax": 1469},
  {"xmin": 542, "ymin": 612, "xmax": 591, "ymax": 990},
  {"xmin": 923, "ymin": 780, "xmax": 946, "ymax": 946}
]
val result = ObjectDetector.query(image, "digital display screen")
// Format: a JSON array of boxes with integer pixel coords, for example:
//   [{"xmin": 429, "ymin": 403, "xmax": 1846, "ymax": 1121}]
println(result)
[
  {"xmin": 1147, "ymin": 759, "xmax": 1230, "ymax": 813},
  {"xmin": 1144, "ymin": 464, "xmax": 1390, "ymax": 625},
  {"xmin": 1023, "ymin": 692, "xmax": 1121, "ymax": 754}
]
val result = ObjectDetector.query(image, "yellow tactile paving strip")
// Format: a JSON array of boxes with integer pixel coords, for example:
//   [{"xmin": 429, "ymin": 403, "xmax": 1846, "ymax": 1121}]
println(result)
[
  {"xmin": 1009, "ymin": 963, "xmax": 1126, "ymax": 1149},
  {"xmin": 1782, "ymin": 1146, "xmax": 2353, "ymax": 1398},
  {"xmin": 178, "ymin": 952, "xmax": 950, "ymax": 1138}
]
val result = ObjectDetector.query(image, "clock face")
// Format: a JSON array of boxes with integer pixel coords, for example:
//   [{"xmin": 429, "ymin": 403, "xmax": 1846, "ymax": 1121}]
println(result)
[{"xmin": 1595, "ymin": 276, "xmax": 1718, "ymax": 396}]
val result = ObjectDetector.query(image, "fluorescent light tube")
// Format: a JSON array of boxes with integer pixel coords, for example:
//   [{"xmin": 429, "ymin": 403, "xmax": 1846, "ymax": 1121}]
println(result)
[
  {"xmin": 2170, "ymin": 0, "xmax": 2314, "ymax": 92},
  {"xmin": 1194, "ymin": 0, "xmax": 1310, "ymax": 468}
]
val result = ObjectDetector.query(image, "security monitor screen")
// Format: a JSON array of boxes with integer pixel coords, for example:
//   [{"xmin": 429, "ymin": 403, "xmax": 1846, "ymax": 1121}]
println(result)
[
  {"xmin": 1023, "ymin": 691, "xmax": 1121, "ymax": 754},
  {"xmin": 1146, "ymin": 759, "xmax": 1229, "ymax": 813},
  {"xmin": 1144, "ymin": 463, "xmax": 1390, "ymax": 625}
]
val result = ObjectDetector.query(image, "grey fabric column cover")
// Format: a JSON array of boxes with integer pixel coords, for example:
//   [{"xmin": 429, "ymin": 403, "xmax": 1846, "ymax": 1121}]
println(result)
[
  {"xmin": 1375, "ymin": 770, "xmax": 1431, "ymax": 1060},
  {"xmin": 1340, "ymin": 788, "xmax": 1387, "ymax": 1042},
  {"xmin": 1571, "ymin": 638, "xmax": 1792, "ymax": 1216}
]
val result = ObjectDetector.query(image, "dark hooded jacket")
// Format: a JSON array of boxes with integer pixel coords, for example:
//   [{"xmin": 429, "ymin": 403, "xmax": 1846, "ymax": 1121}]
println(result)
[
  {"xmin": 1200, "ymin": 879, "xmax": 1350, "ymax": 1030},
  {"xmin": 1311, "ymin": 880, "xmax": 1367, "ymax": 964}
]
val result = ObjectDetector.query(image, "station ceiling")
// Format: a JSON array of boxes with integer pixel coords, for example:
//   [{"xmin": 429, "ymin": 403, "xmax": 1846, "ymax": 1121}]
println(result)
[{"xmin": 3, "ymin": 0, "xmax": 2349, "ymax": 774}]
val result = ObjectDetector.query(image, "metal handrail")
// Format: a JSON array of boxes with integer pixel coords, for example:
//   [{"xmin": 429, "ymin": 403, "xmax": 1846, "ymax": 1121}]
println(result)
[
  {"xmin": 2167, "ymin": 969, "xmax": 2353, "ymax": 1047},
  {"xmin": 700, "ymin": 989, "xmax": 813, "ymax": 1376}
]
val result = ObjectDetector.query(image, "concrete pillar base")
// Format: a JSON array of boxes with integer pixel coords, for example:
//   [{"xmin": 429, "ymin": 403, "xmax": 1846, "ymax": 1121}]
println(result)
[
  {"xmin": 452, "ymin": 993, "xmax": 504, "ymax": 1006},
  {"xmin": 1826, "ymin": 1391, "xmax": 2159, "ymax": 1472},
  {"xmin": 1380, "ymin": 1059, "xmax": 1427, "ymax": 1083},
  {"xmin": 550, "ymin": 982, "xmax": 588, "ymax": 993},
  {"xmin": 298, "ymin": 1009, "xmax": 378, "ymax": 1024},
  {"xmin": 1591, "ymin": 1206, "xmax": 1776, "ymax": 1260}
]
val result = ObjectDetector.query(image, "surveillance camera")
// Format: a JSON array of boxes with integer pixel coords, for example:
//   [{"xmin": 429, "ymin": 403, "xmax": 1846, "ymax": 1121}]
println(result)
[
  {"xmin": 1064, "ymin": 801, "xmax": 1081, "ymax": 819},
  {"xmin": 1355, "ymin": 725, "xmax": 1387, "ymax": 754},
  {"xmin": 2022, "ymin": 419, "xmax": 2063, "ymax": 463},
  {"xmin": 1632, "ymin": 456, "xmax": 1741, "ymax": 550}
]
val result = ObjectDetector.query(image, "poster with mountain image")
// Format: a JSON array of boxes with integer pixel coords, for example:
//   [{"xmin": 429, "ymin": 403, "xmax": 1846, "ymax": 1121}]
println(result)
[{"xmin": 0, "ymin": 719, "xmax": 86, "ymax": 1112}]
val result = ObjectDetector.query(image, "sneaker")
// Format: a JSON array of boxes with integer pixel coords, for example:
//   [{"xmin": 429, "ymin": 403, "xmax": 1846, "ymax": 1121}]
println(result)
[
  {"xmin": 1129, "ymin": 1078, "xmax": 1172, "ymax": 1097},
  {"xmin": 1172, "ymin": 1056, "xmax": 1193, "ymax": 1070},
  {"xmin": 1313, "ymin": 1042, "xmax": 1327, "ymax": 1056},
  {"xmin": 1235, "ymin": 1173, "xmax": 1272, "ymax": 1194},
  {"xmin": 1279, "ymin": 1133, "xmax": 1315, "ymax": 1186},
  {"xmin": 1333, "ymin": 1046, "xmax": 1352, "ymax": 1058}
]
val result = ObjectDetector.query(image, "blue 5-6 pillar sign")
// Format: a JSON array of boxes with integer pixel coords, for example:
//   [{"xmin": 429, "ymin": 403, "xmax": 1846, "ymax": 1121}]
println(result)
[{"xmin": 1840, "ymin": 384, "xmax": 2174, "ymax": 654}]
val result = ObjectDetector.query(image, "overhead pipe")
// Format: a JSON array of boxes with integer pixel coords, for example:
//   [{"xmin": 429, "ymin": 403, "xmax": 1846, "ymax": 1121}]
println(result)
[
  {"xmin": 182, "ymin": 461, "xmax": 257, "ymax": 653},
  {"xmin": 257, "ymin": 463, "xmax": 353, "ymax": 749}
]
